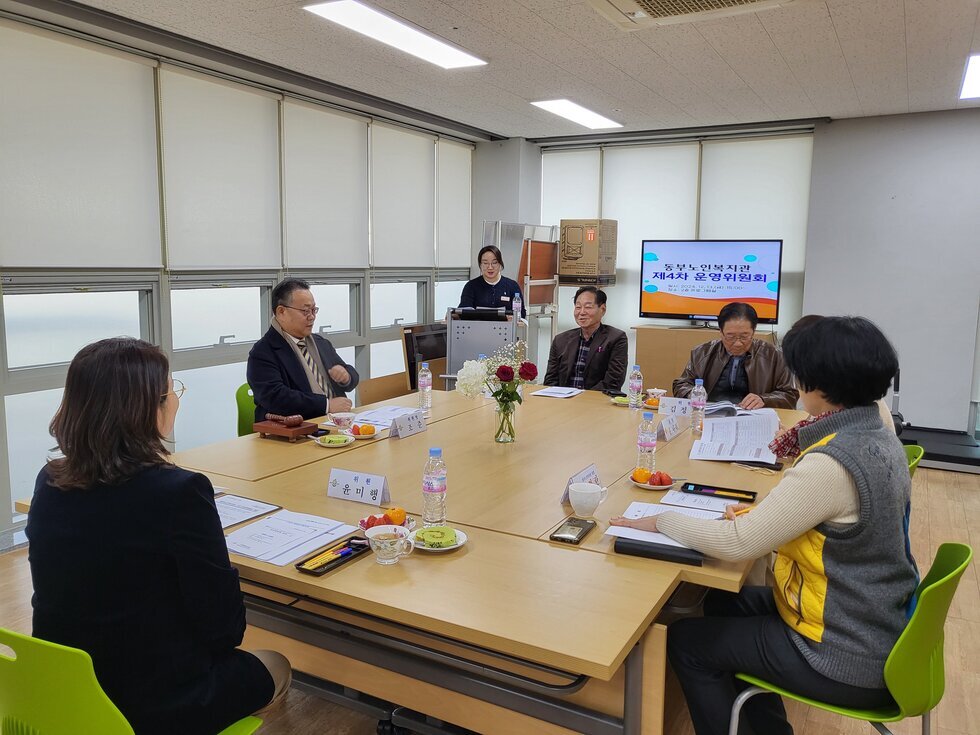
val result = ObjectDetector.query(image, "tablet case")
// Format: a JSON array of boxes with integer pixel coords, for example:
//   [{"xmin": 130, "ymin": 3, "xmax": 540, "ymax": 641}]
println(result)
[{"xmin": 613, "ymin": 537, "xmax": 705, "ymax": 566}]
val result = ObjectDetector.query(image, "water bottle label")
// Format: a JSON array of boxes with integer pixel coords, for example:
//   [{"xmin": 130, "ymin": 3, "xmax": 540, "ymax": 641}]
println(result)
[
  {"xmin": 423, "ymin": 477, "xmax": 446, "ymax": 494},
  {"xmin": 629, "ymin": 379, "xmax": 642, "ymax": 392},
  {"xmin": 637, "ymin": 441, "xmax": 657, "ymax": 449},
  {"xmin": 419, "ymin": 376, "xmax": 432, "ymax": 390}
]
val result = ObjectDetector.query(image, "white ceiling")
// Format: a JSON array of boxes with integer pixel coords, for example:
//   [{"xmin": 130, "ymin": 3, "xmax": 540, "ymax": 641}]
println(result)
[{"xmin": 62, "ymin": 0, "xmax": 980, "ymax": 138}]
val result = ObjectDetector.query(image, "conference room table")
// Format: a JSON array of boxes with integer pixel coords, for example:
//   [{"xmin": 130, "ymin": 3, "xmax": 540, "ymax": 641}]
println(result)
[{"xmin": 171, "ymin": 387, "xmax": 805, "ymax": 735}]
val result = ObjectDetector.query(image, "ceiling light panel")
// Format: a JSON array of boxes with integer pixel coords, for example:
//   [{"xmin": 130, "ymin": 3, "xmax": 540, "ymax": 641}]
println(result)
[
  {"xmin": 304, "ymin": 1, "xmax": 486, "ymax": 70},
  {"xmin": 531, "ymin": 99, "xmax": 624, "ymax": 129},
  {"xmin": 961, "ymin": 55, "xmax": 980, "ymax": 100}
]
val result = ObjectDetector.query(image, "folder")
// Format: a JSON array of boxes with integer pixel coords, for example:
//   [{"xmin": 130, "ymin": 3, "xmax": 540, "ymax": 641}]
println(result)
[{"xmin": 613, "ymin": 537, "xmax": 705, "ymax": 566}]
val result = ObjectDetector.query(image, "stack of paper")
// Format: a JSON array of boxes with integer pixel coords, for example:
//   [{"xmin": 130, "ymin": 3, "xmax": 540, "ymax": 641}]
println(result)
[
  {"xmin": 225, "ymin": 510, "xmax": 357, "ymax": 566},
  {"xmin": 215, "ymin": 494, "xmax": 279, "ymax": 529},
  {"xmin": 604, "ymin": 502, "xmax": 721, "ymax": 548},
  {"xmin": 349, "ymin": 406, "xmax": 424, "ymax": 429},
  {"xmin": 530, "ymin": 386, "xmax": 583, "ymax": 398},
  {"xmin": 689, "ymin": 410, "xmax": 779, "ymax": 464}
]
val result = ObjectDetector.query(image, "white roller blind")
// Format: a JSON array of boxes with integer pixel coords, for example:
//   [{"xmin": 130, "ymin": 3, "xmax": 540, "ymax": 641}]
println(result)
[
  {"xmin": 372, "ymin": 124, "xmax": 435, "ymax": 267},
  {"xmin": 699, "ymin": 136, "xmax": 813, "ymax": 332},
  {"xmin": 0, "ymin": 22, "xmax": 161, "ymax": 268},
  {"xmin": 160, "ymin": 67, "xmax": 281, "ymax": 269},
  {"xmin": 437, "ymin": 139, "xmax": 473, "ymax": 268},
  {"xmin": 540, "ymin": 149, "xmax": 601, "ymax": 226},
  {"xmin": 283, "ymin": 100, "xmax": 369, "ymax": 267}
]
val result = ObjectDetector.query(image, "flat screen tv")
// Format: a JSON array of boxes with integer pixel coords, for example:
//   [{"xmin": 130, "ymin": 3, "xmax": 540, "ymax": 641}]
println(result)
[{"xmin": 639, "ymin": 239, "xmax": 782, "ymax": 324}]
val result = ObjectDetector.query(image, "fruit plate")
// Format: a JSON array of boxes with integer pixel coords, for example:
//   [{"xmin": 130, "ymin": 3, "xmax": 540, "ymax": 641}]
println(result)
[
  {"xmin": 349, "ymin": 430, "xmax": 381, "ymax": 440},
  {"xmin": 359, "ymin": 515, "xmax": 416, "ymax": 532},
  {"xmin": 409, "ymin": 528, "xmax": 468, "ymax": 552},
  {"xmin": 313, "ymin": 434, "xmax": 354, "ymax": 448},
  {"xmin": 632, "ymin": 479, "xmax": 674, "ymax": 491},
  {"xmin": 610, "ymin": 396, "xmax": 630, "ymax": 407}
]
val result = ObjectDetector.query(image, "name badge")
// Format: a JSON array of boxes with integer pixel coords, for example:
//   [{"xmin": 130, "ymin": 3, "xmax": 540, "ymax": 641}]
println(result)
[
  {"xmin": 390, "ymin": 410, "xmax": 426, "ymax": 438},
  {"xmin": 327, "ymin": 468, "xmax": 391, "ymax": 506},
  {"xmin": 657, "ymin": 415, "xmax": 683, "ymax": 442},
  {"xmin": 560, "ymin": 463, "xmax": 600, "ymax": 503},
  {"xmin": 501, "ymin": 295, "xmax": 510, "ymax": 302},
  {"xmin": 658, "ymin": 397, "xmax": 692, "ymax": 416}
]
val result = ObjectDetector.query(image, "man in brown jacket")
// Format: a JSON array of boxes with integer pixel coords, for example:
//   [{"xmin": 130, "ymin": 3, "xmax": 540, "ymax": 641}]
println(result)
[
  {"xmin": 544, "ymin": 287, "xmax": 628, "ymax": 393},
  {"xmin": 672, "ymin": 302, "xmax": 798, "ymax": 409}
]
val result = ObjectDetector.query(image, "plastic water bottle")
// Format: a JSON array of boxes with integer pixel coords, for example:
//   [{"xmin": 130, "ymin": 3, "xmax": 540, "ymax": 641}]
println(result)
[
  {"xmin": 691, "ymin": 378, "xmax": 707, "ymax": 438},
  {"xmin": 636, "ymin": 411, "xmax": 657, "ymax": 473},
  {"xmin": 422, "ymin": 448, "xmax": 447, "ymax": 527},
  {"xmin": 418, "ymin": 362, "xmax": 432, "ymax": 410},
  {"xmin": 512, "ymin": 291, "xmax": 523, "ymax": 320},
  {"xmin": 628, "ymin": 364, "xmax": 644, "ymax": 410}
]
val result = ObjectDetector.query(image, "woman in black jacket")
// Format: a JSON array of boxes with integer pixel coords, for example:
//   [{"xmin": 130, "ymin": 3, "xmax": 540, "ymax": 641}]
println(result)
[
  {"xmin": 457, "ymin": 245, "xmax": 526, "ymax": 317},
  {"xmin": 26, "ymin": 337, "xmax": 290, "ymax": 735}
]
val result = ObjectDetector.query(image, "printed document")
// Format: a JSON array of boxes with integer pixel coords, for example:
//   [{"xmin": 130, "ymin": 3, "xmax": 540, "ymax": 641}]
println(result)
[
  {"xmin": 659, "ymin": 489, "xmax": 737, "ymax": 514},
  {"xmin": 215, "ymin": 494, "xmax": 280, "ymax": 529},
  {"xmin": 689, "ymin": 410, "xmax": 779, "ymax": 464},
  {"xmin": 531, "ymin": 386, "xmax": 583, "ymax": 398},
  {"xmin": 225, "ymin": 510, "xmax": 349, "ymax": 565},
  {"xmin": 604, "ymin": 502, "xmax": 721, "ymax": 548}
]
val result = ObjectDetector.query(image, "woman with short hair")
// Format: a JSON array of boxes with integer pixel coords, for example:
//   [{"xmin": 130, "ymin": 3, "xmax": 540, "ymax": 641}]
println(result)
[
  {"xmin": 612, "ymin": 316, "xmax": 918, "ymax": 735},
  {"xmin": 457, "ymin": 245, "xmax": 526, "ymax": 317},
  {"xmin": 26, "ymin": 337, "xmax": 290, "ymax": 735}
]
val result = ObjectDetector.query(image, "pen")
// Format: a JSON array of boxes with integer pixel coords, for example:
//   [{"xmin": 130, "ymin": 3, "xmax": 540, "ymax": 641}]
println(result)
[
  {"xmin": 301, "ymin": 544, "xmax": 351, "ymax": 568},
  {"xmin": 732, "ymin": 507, "xmax": 753, "ymax": 517},
  {"xmin": 691, "ymin": 488, "xmax": 754, "ymax": 500}
]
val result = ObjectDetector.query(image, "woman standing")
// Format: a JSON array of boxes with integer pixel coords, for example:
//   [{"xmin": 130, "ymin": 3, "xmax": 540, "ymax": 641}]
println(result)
[
  {"xmin": 458, "ymin": 245, "xmax": 526, "ymax": 318},
  {"xmin": 26, "ymin": 338, "xmax": 290, "ymax": 735}
]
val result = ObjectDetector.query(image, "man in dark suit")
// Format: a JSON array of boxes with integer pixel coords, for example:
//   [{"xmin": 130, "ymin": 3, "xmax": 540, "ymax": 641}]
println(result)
[
  {"xmin": 544, "ymin": 286, "xmax": 628, "ymax": 392},
  {"xmin": 247, "ymin": 278, "xmax": 359, "ymax": 420}
]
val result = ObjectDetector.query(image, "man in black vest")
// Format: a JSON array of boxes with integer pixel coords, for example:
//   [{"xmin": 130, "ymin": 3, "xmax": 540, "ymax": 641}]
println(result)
[{"xmin": 247, "ymin": 279, "xmax": 359, "ymax": 420}]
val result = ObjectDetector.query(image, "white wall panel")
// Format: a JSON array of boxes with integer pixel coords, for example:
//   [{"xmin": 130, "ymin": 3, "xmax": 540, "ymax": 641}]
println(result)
[
  {"xmin": 372, "ymin": 124, "xmax": 435, "ymax": 267},
  {"xmin": 437, "ymin": 139, "xmax": 473, "ymax": 268},
  {"xmin": 160, "ymin": 67, "xmax": 281, "ymax": 269},
  {"xmin": 0, "ymin": 23, "xmax": 160, "ymax": 267},
  {"xmin": 283, "ymin": 100, "xmax": 369, "ymax": 268}
]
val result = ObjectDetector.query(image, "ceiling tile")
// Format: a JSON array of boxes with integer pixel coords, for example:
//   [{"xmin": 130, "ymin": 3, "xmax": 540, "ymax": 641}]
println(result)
[{"xmin": 905, "ymin": 0, "xmax": 979, "ymax": 111}]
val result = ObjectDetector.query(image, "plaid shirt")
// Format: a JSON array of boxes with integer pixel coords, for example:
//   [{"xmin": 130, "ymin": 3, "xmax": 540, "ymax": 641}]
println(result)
[
  {"xmin": 571, "ymin": 333, "xmax": 594, "ymax": 389},
  {"xmin": 769, "ymin": 409, "xmax": 843, "ymax": 458}
]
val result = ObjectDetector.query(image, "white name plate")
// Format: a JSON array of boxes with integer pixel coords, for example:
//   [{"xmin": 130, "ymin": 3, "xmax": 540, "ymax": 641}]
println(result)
[
  {"xmin": 560, "ymin": 463, "xmax": 601, "ymax": 504},
  {"xmin": 658, "ymin": 397, "xmax": 692, "ymax": 416},
  {"xmin": 657, "ymin": 415, "xmax": 683, "ymax": 442},
  {"xmin": 327, "ymin": 468, "xmax": 391, "ymax": 506},
  {"xmin": 390, "ymin": 410, "xmax": 427, "ymax": 439}
]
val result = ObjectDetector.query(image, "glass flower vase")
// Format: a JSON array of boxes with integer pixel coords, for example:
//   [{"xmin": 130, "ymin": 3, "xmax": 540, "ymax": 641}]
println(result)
[{"xmin": 494, "ymin": 401, "xmax": 517, "ymax": 443}]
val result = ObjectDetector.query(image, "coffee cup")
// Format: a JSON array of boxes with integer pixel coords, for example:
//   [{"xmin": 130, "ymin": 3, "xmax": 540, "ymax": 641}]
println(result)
[
  {"xmin": 365, "ymin": 525, "xmax": 414, "ymax": 565},
  {"xmin": 329, "ymin": 411, "xmax": 356, "ymax": 431},
  {"xmin": 568, "ymin": 482, "xmax": 607, "ymax": 518}
]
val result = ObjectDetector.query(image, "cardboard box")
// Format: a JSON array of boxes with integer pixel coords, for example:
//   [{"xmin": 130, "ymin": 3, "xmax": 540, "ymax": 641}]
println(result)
[{"xmin": 558, "ymin": 219, "xmax": 617, "ymax": 286}]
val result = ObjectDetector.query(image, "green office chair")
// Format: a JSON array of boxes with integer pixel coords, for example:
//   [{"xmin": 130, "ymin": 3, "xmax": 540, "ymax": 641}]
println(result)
[
  {"xmin": 236, "ymin": 383, "xmax": 256, "ymax": 437},
  {"xmin": 0, "ymin": 627, "xmax": 262, "ymax": 735},
  {"xmin": 905, "ymin": 444, "xmax": 925, "ymax": 477},
  {"xmin": 728, "ymin": 542, "xmax": 973, "ymax": 735}
]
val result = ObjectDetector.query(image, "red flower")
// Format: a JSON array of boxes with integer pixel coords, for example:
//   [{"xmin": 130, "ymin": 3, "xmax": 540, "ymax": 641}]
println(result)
[
  {"xmin": 496, "ymin": 365, "xmax": 515, "ymax": 382},
  {"xmin": 518, "ymin": 362, "xmax": 538, "ymax": 381}
]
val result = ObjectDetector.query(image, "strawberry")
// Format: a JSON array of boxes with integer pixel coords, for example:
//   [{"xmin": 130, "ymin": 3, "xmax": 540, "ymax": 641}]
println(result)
[{"xmin": 351, "ymin": 424, "xmax": 361, "ymax": 436}]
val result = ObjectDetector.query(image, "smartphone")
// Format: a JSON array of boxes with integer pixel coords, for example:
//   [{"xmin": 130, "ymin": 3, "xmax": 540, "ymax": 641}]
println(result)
[
  {"xmin": 549, "ymin": 517, "xmax": 597, "ymax": 545},
  {"xmin": 603, "ymin": 389, "xmax": 627, "ymax": 398}
]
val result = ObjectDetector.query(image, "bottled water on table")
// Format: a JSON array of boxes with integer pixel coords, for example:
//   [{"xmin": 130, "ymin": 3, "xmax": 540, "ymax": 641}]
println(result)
[
  {"xmin": 691, "ymin": 378, "xmax": 707, "ymax": 438},
  {"xmin": 636, "ymin": 411, "xmax": 657, "ymax": 474},
  {"xmin": 418, "ymin": 362, "xmax": 432, "ymax": 410},
  {"xmin": 628, "ymin": 364, "xmax": 644, "ymax": 410},
  {"xmin": 422, "ymin": 447, "xmax": 447, "ymax": 527},
  {"xmin": 511, "ymin": 291, "xmax": 523, "ymax": 319}
]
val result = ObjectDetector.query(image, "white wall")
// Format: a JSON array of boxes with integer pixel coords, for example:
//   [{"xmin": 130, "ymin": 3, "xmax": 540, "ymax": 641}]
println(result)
[{"xmin": 803, "ymin": 111, "xmax": 980, "ymax": 432}]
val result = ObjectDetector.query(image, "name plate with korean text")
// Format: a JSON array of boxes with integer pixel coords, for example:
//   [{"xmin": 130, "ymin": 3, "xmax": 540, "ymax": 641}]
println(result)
[
  {"xmin": 658, "ymin": 397, "xmax": 692, "ymax": 416},
  {"xmin": 327, "ymin": 468, "xmax": 391, "ymax": 506},
  {"xmin": 389, "ymin": 410, "xmax": 427, "ymax": 439},
  {"xmin": 657, "ymin": 415, "xmax": 683, "ymax": 443},
  {"xmin": 560, "ymin": 463, "xmax": 601, "ymax": 504}
]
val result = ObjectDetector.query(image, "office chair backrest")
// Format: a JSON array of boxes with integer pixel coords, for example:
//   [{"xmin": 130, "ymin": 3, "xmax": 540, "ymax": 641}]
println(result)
[
  {"xmin": 235, "ymin": 383, "xmax": 256, "ymax": 437},
  {"xmin": 883, "ymin": 542, "xmax": 972, "ymax": 718},
  {"xmin": 0, "ymin": 627, "xmax": 134, "ymax": 734}
]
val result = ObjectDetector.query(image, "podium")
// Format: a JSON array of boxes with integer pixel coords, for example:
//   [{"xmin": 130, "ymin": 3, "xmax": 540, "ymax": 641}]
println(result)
[{"xmin": 445, "ymin": 309, "xmax": 518, "ymax": 382}]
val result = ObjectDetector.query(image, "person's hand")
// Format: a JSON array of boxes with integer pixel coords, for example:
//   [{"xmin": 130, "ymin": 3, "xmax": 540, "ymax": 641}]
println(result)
[
  {"xmin": 739, "ymin": 393, "xmax": 765, "ymax": 410},
  {"xmin": 724, "ymin": 503, "xmax": 752, "ymax": 521},
  {"xmin": 328, "ymin": 397, "xmax": 352, "ymax": 414},
  {"xmin": 328, "ymin": 364, "xmax": 351, "ymax": 385},
  {"xmin": 609, "ymin": 515, "xmax": 659, "ymax": 533}
]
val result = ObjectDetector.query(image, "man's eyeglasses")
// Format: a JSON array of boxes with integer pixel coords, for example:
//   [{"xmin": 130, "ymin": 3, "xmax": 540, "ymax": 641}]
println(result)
[
  {"xmin": 480, "ymin": 261, "xmax": 501, "ymax": 268},
  {"xmin": 282, "ymin": 305, "xmax": 320, "ymax": 318},
  {"xmin": 164, "ymin": 378, "xmax": 186, "ymax": 400},
  {"xmin": 721, "ymin": 333, "xmax": 753, "ymax": 344}
]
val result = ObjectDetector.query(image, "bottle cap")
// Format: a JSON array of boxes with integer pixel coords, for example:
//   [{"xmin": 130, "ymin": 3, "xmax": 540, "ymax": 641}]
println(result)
[
  {"xmin": 421, "ymin": 362, "xmax": 429, "ymax": 369},
  {"xmin": 695, "ymin": 378, "xmax": 704, "ymax": 386},
  {"xmin": 429, "ymin": 447, "xmax": 442, "ymax": 457},
  {"xmin": 633, "ymin": 364, "xmax": 641, "ymax": 370},
  {"xmin": 643, "ymin": 412, "xmax": 654, "ymax": 420},
  {"xmin": 478, "ymin": 354, "xmax": 487, "ymax": 359}
]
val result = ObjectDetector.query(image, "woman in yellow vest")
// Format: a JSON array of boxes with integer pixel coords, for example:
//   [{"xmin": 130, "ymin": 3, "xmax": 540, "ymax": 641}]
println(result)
[{"xmin": 611, "ymin": 316, "xmax": 918, "ymax": 735}]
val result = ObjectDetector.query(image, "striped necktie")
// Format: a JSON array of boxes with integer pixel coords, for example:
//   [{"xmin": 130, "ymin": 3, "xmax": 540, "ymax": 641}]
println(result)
[{"xmin": 297, "ymin": 340, "xmax": 327, "ymax": 392}]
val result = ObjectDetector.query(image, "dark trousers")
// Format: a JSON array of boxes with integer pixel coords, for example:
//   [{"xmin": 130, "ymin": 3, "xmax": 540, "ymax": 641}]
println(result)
[{"xmin": 666, "ymin": 587, "xmax": 893, "ymax": 735}]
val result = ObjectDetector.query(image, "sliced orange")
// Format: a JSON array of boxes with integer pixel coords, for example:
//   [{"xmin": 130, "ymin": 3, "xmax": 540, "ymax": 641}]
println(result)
[{"xmin": 631, "ymin": 468, "xmax": 652, "ymax": 484}]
